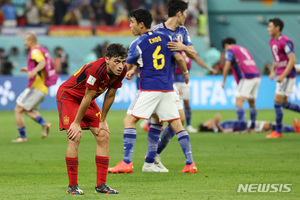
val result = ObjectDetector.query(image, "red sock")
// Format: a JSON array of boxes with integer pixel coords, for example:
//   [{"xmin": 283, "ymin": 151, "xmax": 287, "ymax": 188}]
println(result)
[
  {"xmin": 95, "ymin": 155, "xmax": 109, "ymax": 186},
  {"xmin": 66, "ymin": 156, "xmax": 78, "ymax": 186}
]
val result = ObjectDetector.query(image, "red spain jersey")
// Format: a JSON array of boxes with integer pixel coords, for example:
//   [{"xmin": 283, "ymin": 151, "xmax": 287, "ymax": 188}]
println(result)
[{"xmin": 56, "ymin": 57, "xmax": 127, "ymax": 103}]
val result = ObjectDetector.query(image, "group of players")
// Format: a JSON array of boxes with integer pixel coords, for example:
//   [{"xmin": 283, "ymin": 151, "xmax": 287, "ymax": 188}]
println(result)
[{"xmin": 11, "ymin": 0, "xmax": 300, "ymax": 196}]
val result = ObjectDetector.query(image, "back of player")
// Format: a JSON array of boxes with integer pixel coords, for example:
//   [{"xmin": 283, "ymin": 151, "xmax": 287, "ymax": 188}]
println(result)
[
  {"xmin": 128, "ymin": 31, "xmax": 174, "ymax": 91},
  {"xmin": 152, "ymin": 23, "xmax": 193, "ymax": 72},
  {"xmin": 227, "ymin": 45, "xmax": 260, "ymax": 83}
]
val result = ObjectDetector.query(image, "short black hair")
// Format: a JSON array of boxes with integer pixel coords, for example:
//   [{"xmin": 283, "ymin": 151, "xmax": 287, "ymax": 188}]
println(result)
[
  {"xmin": 269, "ymin": 18, "xmax": 284, "ymax": 32},
  {"xmin": 106, "ymin": 43, "xmax": 127, "ymax": 59},
  {"xmin": 130, "ymin": 9, "xmax": 152, "ymax": 29},
  {"xmin": 221, "ymin": 37, "xmax": 236, "ymax": 49},
  {"xmin": 198, "ymin": 124, "xmax": 214, "ymax": 132},
  {"xmin": 167, "ymin": 0, "xmax": 188, "ymax": 17}
]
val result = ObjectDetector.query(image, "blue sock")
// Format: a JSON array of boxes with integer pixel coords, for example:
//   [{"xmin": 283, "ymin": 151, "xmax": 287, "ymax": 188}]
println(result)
[
  {"xmin": 18, "ymin": 127, "xmax": 26, "ymax": 138},
  {"xmin": 35, "ymin": 116, "xmax": 46, "ymax": 126},
  {"xmin": 157, "ymin": 125, "xmax": 175, "ymax": 155},
  {"xmin": 185, "ymin": 107, "xmax": 192, "ymax": 126},
  {"xmin": 145, "ymin": 124, "xmax": 162, "ymax": 163},
  {"xmin": 283, "ymin": 102, "xmax": 300, "ymax": 113},
  {"xmin": 123, "ymin": 128, "xmax": 136, "ymax": 164},
  {"xmin": 282, "ymin": 125, "xmax": 294, "ymax": 133},
  {"xmin": 274, "ymin": 101, "xmax": 283, "ymax": 133},
  {"xmin": 249, "ymin": 107, "xmax": 257, "ymax": 129},
  {"xmin": 176, "ymin": 130, "xmax": 194, "ymax": 165},
  {"xmin": 236, "ymin": 106, "xmax": 245, "ymax": 121}
]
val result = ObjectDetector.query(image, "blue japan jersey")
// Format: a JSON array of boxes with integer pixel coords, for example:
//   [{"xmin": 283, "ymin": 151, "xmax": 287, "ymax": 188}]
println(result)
[
  {"xmin": 152, "ymin": 23, "xmax": 193, "ymax": 73},
  {"xmin": 127, "ymin": 31, "xmax": 177, "ymax": 91}
]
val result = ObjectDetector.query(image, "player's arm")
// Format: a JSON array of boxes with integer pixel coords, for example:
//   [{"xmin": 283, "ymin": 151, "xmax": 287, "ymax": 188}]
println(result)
[
  {"xmin": 174, "ymin": 53, "xmax": 189, "ymax": 84},
  {"xmin": 28, "ymin": 59, "xmax": 46, "ymax": 79},
  {"xmin": 221, "ymin": 60, "xmax": 231, "ymax": 89},
  {"xmin": 67, "ymin": 88, "xmax": 96, "ymax": 140},
  {"xmin": 167, "ymin": 38, "xmax": 196, "ymax": 59},
  {"xmin": 28, "ymin": 49, "xmax": 46, "ymax": 79},
  {"xmin": 276, "ymin": 52, "xmax": 296, "ymax": 82},
  {"xmin": 98, "ymin": 88, "xmax": 118, "ymax": 133},
  {"xmin": 222, "ymin": 50, "xmax": 233, "ymax": 88},
  {"xmin": 194, "ymin": 56, "xmax": 217, "ymax": 74},
  {"xmin": 216, "ymin": 123, "xmax": 224, "ymax": 133},
  {"xmin": 269, "ymin": 61, "xmax": 276, "ymax": 80},
  {"xmin": 125, "ymin": 63, "xmax": 138, "ymax": 80}
]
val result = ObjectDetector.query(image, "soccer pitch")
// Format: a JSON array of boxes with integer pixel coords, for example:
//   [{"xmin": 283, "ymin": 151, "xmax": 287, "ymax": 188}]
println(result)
[{"xmin": 0, "ymin": 110, "xmax": 299, "ymax": 200}]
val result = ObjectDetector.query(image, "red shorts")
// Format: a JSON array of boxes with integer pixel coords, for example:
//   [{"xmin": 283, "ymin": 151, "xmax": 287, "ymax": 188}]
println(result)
[{"xmin": 57, "ymin": 99, "xmax": 101, "ymax": 130}]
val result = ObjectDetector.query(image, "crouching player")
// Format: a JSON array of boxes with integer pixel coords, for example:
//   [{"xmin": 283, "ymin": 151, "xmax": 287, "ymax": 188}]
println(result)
[{"xmin": 56, "ymin": 44, "xmax": 127, "ymax": 195}]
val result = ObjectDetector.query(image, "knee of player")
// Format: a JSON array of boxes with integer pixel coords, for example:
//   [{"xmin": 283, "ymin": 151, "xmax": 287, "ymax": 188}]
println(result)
[
  {"xmin": 180, "ymin": 116, "xmax": 185, "ymax": 125},
  {"xmin": 96, "ymin": 131, "xmax": 109, "ymax": 143},
  {"xmin": 123, "ymin": 114, "xmax": 137, "ymax": 128},
  {"xmin": 69, "ymin": 135, "xmax": 81, "ymax": 145},
  {"xmin": 14, "ymin": 104, "xmax": 24, "ymax": 113}
]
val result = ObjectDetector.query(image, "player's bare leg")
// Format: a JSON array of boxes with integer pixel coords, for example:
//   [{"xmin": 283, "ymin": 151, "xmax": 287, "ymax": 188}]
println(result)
[{"xmin": 24, "ymin": 109, "xmax": 51, "ymax": 138}]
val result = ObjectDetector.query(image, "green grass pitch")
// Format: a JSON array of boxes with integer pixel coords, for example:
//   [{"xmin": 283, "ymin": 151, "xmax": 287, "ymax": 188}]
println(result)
[{"xmin": 0, "ymin": 110, "xmax": 299, "ymax": 200}]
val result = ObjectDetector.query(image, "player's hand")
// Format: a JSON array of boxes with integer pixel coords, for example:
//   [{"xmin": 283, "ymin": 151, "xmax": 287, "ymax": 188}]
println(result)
[
  {"xmin": 183, "ymin": 73, "xmax": 189, "ymax": 84},
  {"xmin": 210, "ymin": 68, "xmax": 218, "ymax": 75},
  {"xmin": 269, "ymin": 71, "xmax": 274, "ymax": 80},
  {"xmin": 125, "ymin": 69, "xmax": 135, "ymax": 80},
  {"xmin": 97, "ymin": 121, "xmax": 110, "ymax": 135},
  {"xmin": 27, "ymin": 71, "xmax": 36, "ymax": 80},
  {"xmin": 67, "ymin": 122, "xmax": 82, "ymax": 140},
  {"xmin": 167, "ymin": 38, "xmax": 185, "ymax": 51},
  {"xmin": 20, "ymin": 67, "xmax": 28, "ymax": 72},
  {"xmin": 221, "ymin": 82, "xmax": 225, "ymax": 89},
  {"xmin": 276, "ymin": 74, "xmax": 285, "ymax": 83}
]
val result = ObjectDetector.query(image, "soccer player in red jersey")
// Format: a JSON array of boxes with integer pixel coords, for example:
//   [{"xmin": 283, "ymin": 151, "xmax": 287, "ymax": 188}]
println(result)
[{"xmin": 56, "ymin": 43, "xmax": 127, "ymax": 195}]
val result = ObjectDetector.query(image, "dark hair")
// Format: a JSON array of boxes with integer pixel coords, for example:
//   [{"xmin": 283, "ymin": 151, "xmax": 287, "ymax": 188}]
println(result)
[
  {"xmin": 130, "ymin": 9, "xmax": 152, "ymax": 29},
  {"xmin": 106, "ymin": 43, "xmax": 127, "ymax": 59},
  {"xmin": 167, "ymin": 0, "xmax": 188, "ymax": 17},
  {"xmin": 198, "ymin": 124, "xmax": 214, "ymax": 132},
  {"xmin": 221, "ymin": 37, "xmax": 236, "ymax": 49},
  {"xmin": 269, "ymin": 18, "xmax": 284, "ymax": 32}
]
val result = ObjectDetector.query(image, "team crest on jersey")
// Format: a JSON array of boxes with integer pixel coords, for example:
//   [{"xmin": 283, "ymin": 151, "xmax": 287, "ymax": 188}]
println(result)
[
  {"xmin": 177, "ymin": 34, "xmax": 183, "ymax": 42},
  {"xmin": 63, "ymin": 115, "xmax": 70, "ymax": 125}
]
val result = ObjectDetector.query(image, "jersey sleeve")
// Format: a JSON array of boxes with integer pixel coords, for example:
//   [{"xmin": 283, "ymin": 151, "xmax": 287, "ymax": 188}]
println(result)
[
  {"xmin": 182, "ymin": 27, "xmax": 193, "ymax": 47},
  {"xmin": 284, "ymin": 41, "xmax": 294, "ymax": 55},
  {"xmin": 225, "ymin": 49, "xmax": 234, "ymax": 62},
  {"xmin": 85, "ymin": 62, "xmax": 103, "ymax": 91},
  {"xmin": 31, "ymin": 49, "xmax": 45, "ymax": 63},
  {"xmin": 126, "ymin": 41, "xmax": 141, "ymax": 64}
]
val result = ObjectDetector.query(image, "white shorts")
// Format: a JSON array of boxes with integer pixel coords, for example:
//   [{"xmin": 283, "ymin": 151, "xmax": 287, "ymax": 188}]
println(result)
[
  {"xmin": 127, "ymin": 90, "xmax": 180, "ymax": 122},
  {"xmin": 275, "ymin": 77, "xmax": 296, "ymax": 96},
  {"xmin": 236, "ymin": 77, "xmax": 261, "ymax": 99},
  {"xmin": 174, "ymin": 82, "xmax": 190, "ymax": 100},
  {"xmin": 173, "ymin": 84, "xmax": 184, "ymax": 110},
  {"xmin": 16, "ymin": 88, "xmax": 47, "ymax": 111}
]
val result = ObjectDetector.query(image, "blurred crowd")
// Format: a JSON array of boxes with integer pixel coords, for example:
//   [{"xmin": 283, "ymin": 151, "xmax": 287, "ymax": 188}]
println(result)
[{"xmin": 0, "ymin": 0, "xmax": 203, "ymax": 28}]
